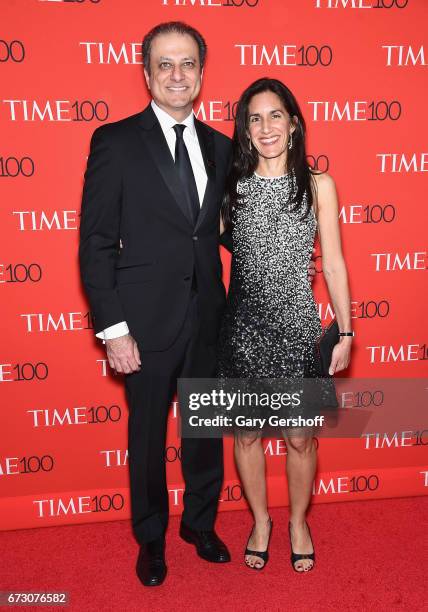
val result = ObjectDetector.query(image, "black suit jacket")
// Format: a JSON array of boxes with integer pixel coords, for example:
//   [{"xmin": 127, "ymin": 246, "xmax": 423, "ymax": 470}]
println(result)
[{"xmin": 79, "ymin": 104, "xmax": 232, "ymax": 351}]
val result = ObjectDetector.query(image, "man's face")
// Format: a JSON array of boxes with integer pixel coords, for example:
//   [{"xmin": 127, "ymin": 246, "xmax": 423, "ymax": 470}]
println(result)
[{"xmin": 144, "ymin": 32, "xmax": 202, "ymax": 117}]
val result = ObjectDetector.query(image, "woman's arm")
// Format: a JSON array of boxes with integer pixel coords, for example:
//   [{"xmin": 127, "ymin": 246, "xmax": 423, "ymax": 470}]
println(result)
[
  {"xmin": 220, "ymin": 217, "xmax": 225, "ymax": 235},
  {"xmin": 314, "ymin": 172, "xmax": 352, "ymax": 374}
]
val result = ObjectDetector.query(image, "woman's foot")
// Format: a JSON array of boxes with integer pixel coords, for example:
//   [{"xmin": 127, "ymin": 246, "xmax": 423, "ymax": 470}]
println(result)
[
  {"xmin": 288, "ymin": 520, "xmax": 315, "ymax": 572},
  {"xmin": 245, "ymin": 516, "xmax": 273, "ymax": 569}
]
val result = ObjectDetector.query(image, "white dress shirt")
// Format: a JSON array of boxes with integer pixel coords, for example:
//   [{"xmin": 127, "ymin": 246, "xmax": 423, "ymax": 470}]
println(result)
[{"xmin": 96, "ymin": 100, "xmax": 208, "ymax": 341}]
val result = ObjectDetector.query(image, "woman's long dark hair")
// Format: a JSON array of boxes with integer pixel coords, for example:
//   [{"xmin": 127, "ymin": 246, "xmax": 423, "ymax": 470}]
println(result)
[{"xmin": 222, "ymin": 78, "xmax": 315, "ymax": 230}]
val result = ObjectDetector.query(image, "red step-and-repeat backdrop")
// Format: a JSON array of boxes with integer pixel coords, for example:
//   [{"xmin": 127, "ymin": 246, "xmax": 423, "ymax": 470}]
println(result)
[{"xmin": 1, "ymin": 0, "xmax": 427, "ymax": 531}]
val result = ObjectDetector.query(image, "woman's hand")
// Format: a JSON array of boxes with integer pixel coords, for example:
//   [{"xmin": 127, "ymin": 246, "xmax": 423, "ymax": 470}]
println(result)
[{"xmin": 329, "ymin": 337, "xmax": 352, "ymax": 375}]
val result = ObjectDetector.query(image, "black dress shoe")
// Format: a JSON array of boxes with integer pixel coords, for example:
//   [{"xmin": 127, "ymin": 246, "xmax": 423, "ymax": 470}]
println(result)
[
  {"xmin": 179, "ymin": 523, "xmax": 231, "ymax": 563},
  {"xmin": 136, "ymin": 537, "xmax": 167, "ymax": 587}
]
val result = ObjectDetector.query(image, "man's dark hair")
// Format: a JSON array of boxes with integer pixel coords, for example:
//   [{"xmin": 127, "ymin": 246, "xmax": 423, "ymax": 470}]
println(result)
[{"xmin": 142, "ymin": 21, "xmax": 207, "ymax": 74}]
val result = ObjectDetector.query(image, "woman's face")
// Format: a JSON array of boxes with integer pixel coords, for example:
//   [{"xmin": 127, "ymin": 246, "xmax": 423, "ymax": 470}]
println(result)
[{"xmin": 247, "ymin": 91, "xmax": 296, "ymax": 161}]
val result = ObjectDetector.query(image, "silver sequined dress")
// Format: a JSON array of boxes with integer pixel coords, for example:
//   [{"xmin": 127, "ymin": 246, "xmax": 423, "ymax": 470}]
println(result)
[{"xmin": 217, "ymin": 171, "xmax": 325, "ymax": 381}]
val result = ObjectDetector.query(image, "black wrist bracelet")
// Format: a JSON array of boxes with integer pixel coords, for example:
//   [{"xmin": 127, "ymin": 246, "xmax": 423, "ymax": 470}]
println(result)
[{"xmin": 339, "ymin": 332, "xmax": 354, "ymax": 337}]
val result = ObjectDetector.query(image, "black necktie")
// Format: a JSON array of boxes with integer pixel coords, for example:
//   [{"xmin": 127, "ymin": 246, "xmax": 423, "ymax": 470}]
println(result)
[{"xmin": 173, "ymin": 124, "xmax": 200, "ymax": 226}]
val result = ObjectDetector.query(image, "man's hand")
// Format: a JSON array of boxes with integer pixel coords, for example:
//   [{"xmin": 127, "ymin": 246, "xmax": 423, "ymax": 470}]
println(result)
[
  {"xmin": 105, "ymin": 334, "xmax": 141, "ymax": 374},
  {"xmin": 308, "ymin": 247, "xmax": 316, "ymax": 282}
]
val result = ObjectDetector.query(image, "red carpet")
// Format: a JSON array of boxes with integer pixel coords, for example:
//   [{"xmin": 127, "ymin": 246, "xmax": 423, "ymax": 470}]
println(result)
[{"xmin": 0, "ymin": 496, "xmax": 426, "ymax": 612}]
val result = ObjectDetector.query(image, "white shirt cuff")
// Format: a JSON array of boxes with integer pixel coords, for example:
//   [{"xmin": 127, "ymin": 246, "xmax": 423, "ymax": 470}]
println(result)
[{"xmin": 96, "ymin": 321, "xmax": 129, "ymax": 342}]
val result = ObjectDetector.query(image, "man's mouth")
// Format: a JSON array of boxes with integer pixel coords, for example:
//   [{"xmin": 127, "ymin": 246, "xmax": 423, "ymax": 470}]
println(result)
[{"xmin": 167, "ymin": 86, "xmax": 188, "ymax": 92}]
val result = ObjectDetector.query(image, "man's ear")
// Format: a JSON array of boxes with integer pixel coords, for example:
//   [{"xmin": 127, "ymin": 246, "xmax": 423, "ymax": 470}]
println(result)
[
  {"xmin": 143, "ymin": 68, "xmax": 151, "ymax": 90},
  {"xmin": 200, "ymin": 67, "xmax": 204, "ymax": 83}
]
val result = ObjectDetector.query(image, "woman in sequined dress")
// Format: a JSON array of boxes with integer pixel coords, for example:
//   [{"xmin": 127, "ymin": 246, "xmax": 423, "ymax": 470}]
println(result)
[{"xmin": 217, "ymin": 79, "xmax": 352, "ymax": 572}]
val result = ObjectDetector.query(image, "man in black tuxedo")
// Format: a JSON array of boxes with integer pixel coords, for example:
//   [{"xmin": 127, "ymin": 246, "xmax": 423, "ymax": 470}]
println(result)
[{"xmin": 79, "ymin": 22, "xmax": 231, "ymax": 587}]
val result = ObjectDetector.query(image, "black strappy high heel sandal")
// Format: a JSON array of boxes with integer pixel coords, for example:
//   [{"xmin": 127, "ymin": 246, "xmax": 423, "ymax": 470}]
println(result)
[
  {"xmin": 244, "ymin": 517, "xmax": 273, "ymax": 570},
  {"xmin": 288, "ymin": 521, "xmax": 315, "ymax": 573}
]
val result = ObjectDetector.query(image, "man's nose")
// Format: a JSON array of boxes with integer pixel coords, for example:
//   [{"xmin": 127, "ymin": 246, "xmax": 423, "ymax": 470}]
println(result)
[{"xmin": 170, "ymin": 65, "xmax": 184, "ymax": 81}]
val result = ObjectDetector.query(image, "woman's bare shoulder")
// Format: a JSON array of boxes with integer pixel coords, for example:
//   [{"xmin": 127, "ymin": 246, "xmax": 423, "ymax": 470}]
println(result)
[{"xmin": 312, "ymin": 171, "xmax": 336, "ymax": 192}]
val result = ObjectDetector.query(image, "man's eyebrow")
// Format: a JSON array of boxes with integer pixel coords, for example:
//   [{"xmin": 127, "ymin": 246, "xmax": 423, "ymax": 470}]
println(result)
[{"xmin": 158, "ymin": 56, "xmax": 197, "ymax": 62}]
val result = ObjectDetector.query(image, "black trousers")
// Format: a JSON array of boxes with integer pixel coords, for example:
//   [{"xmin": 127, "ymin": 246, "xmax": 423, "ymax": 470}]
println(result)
[{"xmin": 125, "ymin": 294, "xmax": 224, "ymax": 544}]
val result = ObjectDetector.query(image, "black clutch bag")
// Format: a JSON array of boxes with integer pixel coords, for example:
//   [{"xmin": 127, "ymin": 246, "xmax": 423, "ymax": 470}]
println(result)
[{"xmin": 315, "ymin": 319, "xmax": 339, "ymax": 377}]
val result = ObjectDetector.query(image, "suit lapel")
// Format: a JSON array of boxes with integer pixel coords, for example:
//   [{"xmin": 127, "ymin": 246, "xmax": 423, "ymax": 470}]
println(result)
[
  {"xmin": 137, "ymin": 106, "xmax": 193, "ymax": 227},
  {"xmin": 194, "ymin": 118, "xmax": 217, "ymax": 232}
]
